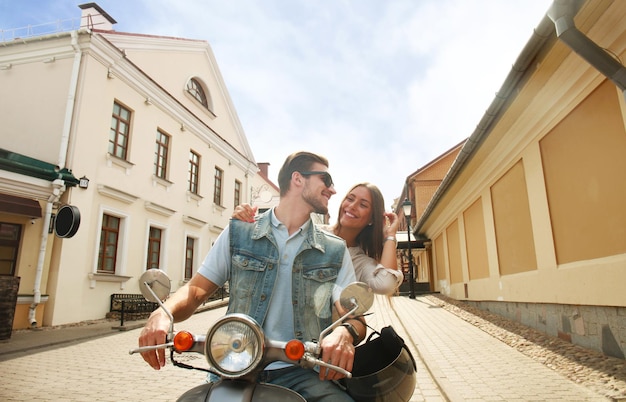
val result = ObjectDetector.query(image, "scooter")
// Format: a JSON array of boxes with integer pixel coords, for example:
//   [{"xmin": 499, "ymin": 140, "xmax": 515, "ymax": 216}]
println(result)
[{"xmin": 129, "ymin": 268, "xmax": 375, "ymax": 402}]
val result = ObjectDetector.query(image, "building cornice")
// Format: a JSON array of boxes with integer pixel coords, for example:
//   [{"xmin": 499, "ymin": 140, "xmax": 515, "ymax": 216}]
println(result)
[
  {"xmin": 88, "ymin": 32, "xmax": 256, "ymax": 173},
  {"xmin": 1, "ymin": 28, "xmax": 259, "ymax": 180}
]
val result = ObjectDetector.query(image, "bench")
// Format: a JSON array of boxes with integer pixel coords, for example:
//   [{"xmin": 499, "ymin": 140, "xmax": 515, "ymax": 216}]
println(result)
[
  {"xmin": 109, "ymin": 285, "xmax": 229, "ymax": 326},
  {"xmin": 109, "ymin": 294, "xmax": 159, "ymax": 326}
]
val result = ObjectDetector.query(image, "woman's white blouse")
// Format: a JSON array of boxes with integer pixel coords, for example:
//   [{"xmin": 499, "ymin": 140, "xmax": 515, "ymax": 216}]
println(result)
[{"xmin": 349, "ymin": 246, "xmax": 403, "ymax": 295}]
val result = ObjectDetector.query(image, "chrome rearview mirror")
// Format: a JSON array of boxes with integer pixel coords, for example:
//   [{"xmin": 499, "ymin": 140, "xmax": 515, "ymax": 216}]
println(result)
[
  {"xmin": 138, "ymin": 268, "xmax": 171, "ymax": 303},
  {"xmin": 129, "ymin": 269, "xmax": 174, "ymax": 356},
  {"xmin": 136, "ymin": 269, "xmax": 174, "ymax": 346},
  {"xmin": 320, "ymin": 282, "xmax": 374, "ymax": 345},
  {"xmin": 340, "ymin": 282, "xmax": 374, "ymax": 316}
]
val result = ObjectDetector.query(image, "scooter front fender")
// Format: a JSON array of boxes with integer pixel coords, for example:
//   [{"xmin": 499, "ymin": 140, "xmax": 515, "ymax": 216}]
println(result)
[{"xmin": 177, "ymin": 379, "xmax": 306, "ymax": 402}]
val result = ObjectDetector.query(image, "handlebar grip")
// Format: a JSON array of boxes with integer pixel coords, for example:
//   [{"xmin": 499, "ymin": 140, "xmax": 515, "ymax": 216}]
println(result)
[
  {"xmin": 129, "ymin": 342, "xmax": 173, "ymax": 355},
  {"xmin": 304, "ymin": 355, "xmax": 352, "ymax": 378}
]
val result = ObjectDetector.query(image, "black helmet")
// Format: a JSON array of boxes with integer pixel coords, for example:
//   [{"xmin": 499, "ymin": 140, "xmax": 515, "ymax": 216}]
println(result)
[{"xmin": 344, "ymin": 326, "xmax": 417, "ymax": 402}]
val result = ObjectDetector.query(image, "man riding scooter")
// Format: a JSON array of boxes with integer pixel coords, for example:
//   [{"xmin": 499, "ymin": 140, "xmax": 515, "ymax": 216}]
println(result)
[{"xmin": 138, "ymin": 151, "xmax": 366, "ymax": 401}]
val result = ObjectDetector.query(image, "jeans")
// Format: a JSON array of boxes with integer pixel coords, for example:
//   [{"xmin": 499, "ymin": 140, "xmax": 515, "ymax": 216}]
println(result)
[
  {"xmin": 207, "ymin": 366, "xmax": 353, "ymax": 402},
  {"xmin": 259, "ymin": 366, "xmax": 354, "ymax": 402}
]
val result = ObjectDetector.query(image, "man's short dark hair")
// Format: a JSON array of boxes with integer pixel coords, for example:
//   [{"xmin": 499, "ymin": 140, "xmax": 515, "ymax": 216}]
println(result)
[{"xmin": 277, "ymin": 151, "xmax": 329, "ymax": 196}]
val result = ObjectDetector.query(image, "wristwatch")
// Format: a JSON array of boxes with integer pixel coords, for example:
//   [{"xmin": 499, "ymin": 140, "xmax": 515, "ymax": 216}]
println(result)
[
  {"xmin": 341, "ymin": 322, "xmax": 361, "ymax": 346},
  {"xmin": 384, "ymin": 236, "xmax": 397, "ymax": 244}
]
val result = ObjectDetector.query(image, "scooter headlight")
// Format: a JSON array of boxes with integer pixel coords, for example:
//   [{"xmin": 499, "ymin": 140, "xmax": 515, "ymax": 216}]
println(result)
[{"xmin": 205, "ymin": 314, "xmax": 264, "ymax": 378}]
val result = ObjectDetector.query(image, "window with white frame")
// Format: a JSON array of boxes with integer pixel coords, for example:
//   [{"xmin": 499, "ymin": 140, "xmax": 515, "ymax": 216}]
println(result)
[
  {"xmin": 109, "ymin": 102, "xmax": 132, "ymax": 160},
  {"xmin": 154, "ymin": 130, "xmax": 170, "ymax": 180},
  {"xmin": 234, "ymin": 180, "xmax": 241, "ymax": 209},
  {"xmin": 214, "ymin": 166, "xmax": 223, "ymax": 205},
  {"xmin": 146, "ymin": 226, "xmax": 162, "ymax": 270},
  {"xmin": 187, "ymin": 78, "xmax": 209, "ymax": 108},
  {"xmin": 189, "ymin": 150, "xmax": 200, "ymax": 194},
  {"xmin": 97, "ymin": 214, "xmax": 121, "ymax": 273},
  {"xmin": 184, "ymin": 236, "xmax": 196, "ymax": 280}
]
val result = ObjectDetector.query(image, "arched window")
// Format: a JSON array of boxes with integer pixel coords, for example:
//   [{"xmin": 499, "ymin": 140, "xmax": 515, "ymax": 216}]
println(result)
[{"xmin": 187, "ymin": 78, "xmax": 209, "ymax": 108}]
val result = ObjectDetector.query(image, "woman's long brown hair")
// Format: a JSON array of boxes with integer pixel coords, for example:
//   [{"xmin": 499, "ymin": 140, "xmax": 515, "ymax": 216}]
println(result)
[{"xmin": 334, "ymin": 183, "xmax": 386, "ymax": 261}]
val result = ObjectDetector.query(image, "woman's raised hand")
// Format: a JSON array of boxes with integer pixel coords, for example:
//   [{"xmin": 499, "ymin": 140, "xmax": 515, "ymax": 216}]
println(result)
[
  {"xmin": 383, "ymin": 211, "xmax": 399, "ymax": 237},
  {"xmin": 232, "ymin": 203, "xmax": 257, "ymax": 222}
]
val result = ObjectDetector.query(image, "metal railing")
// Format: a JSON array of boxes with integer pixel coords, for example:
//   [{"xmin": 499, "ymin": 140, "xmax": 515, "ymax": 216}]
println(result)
[
  {"xmin": 1, "ymin": 17, "xmax": 82, "ymax": 43},
  {"xmin": 1, "ymin": 13, "xmax": 113, "ymax": 43}
]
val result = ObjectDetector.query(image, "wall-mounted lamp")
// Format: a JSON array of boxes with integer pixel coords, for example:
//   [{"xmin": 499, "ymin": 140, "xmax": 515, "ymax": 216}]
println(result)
[
  {"xmin": 180, "ymin": 123, "xmax": 186, "ymax": 131},
  {"xmin": 48, "ymin": 214, "xmax": 56, "ymax": 234},
  {"xmin": 43, "ymin": 57, "xmax": 56, "ymax": 63},
  {"xmin": 107, "ymin": 68, "xmax": 114, "ymax": 79},
  {"xmin": 0, "ymin": 64, "xmax": 12, "ymax": 70},
  {"xmin": 145, "ymin": 97, "xmax": 152, "ymax": 105},
  {"xmin": 79, "ymin": 176, "xmax": 90, "ymax": 189}
]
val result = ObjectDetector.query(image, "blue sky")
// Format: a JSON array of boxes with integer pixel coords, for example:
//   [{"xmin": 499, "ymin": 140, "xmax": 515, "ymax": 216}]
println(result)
[{"xmin": 1, "ymin": 0, "xmax": 552, "ymax": 221}]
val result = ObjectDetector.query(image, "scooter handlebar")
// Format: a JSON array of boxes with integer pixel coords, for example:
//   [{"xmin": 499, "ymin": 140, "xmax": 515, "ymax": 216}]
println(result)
[
  {"xmin": 129, "ymin": 342, "xmax": 173, "ymax": 355},
  {"xmin": 301, "ymin": 354, "xmax": 352, "ymax": 378}
]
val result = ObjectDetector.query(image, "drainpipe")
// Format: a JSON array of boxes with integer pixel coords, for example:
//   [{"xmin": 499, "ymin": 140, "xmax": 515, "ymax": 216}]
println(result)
[
  {"xmin": 57, "ymin": 29, "xmax": 82, "ymax": 169},
  {"xmin": 29, "ymin": 180, "xmax": 64, "ymax": 326},
  {"xmin": 29, "ymin": 30, "xmax": 82, "ymax": 326},
  {"xmin": 548, "ymin": 0, "xmax": 626, "ymax": 93}
]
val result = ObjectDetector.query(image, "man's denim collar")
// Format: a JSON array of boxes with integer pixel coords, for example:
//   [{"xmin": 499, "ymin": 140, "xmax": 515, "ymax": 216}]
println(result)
[{"xmin": 251, "ymin": 208, "xmax": 327, "ymax": 252}]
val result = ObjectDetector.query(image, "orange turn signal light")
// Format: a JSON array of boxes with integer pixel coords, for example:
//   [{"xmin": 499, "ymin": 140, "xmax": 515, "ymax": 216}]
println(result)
[
  {"xmin": 285, "ymin": 339, "xmax": 305, "ymax": 360},
  {"xmin": 173, "ymin": 331, "xmax": 195, "ymax": 351}
]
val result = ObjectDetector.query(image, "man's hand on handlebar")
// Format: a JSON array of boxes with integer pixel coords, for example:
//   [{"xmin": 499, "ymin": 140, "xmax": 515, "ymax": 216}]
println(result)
[
  {"xmin": 138, "ymin": 309, "xmax": 171, "ymax": 370},
  {"xmin": 318, "ymin": 326, "xmax": 355, "ymax": 381}
]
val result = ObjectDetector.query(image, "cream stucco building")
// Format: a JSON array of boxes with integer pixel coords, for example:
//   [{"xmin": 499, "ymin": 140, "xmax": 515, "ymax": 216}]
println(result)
[
  {"xmin": 404, "ymin": 0, "xmax": 626, "ymax": 359},
  {"xmin": 0, "ymin": 3, "xmax": 279, "ymax": 331}
]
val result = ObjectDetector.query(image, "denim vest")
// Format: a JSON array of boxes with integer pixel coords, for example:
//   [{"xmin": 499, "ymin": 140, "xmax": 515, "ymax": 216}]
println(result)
[{"xmin": 228, "ymin": 211, "xmax": 346, "ymax": 342}]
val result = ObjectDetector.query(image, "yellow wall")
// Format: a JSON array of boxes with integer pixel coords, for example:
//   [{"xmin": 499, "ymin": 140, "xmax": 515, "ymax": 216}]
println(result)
[
  {"xmin": 409, "ymin": 144, "xmax": 462, "ymax": 221},
  {"xmin": 2, "ymin": 213, "xmax": 52, "ymax": 291},
  {"xmin": 14, "ymin": 303, "xmax": 45, "ymax": 329},
  {"xmin": 421, "ymin": 0, "xmax": 626, "ymax": 308},
  {"xmin": 491, "ymin": 161, "xmax": 537, "ymax": 275},
  {"xmin": 446, "ymin": 220, "xmax": 463, "ymax": 284},
  {"xmin": 540, "ymin": 80, "xmax": 626, "ymax": 264},
  {"xmin": 434, "ymin": 234, "xmax": 446, "ymax": 284},
  {"xmin": 463, "ymin": 199, "xmax": 489, "ymax": 280}
]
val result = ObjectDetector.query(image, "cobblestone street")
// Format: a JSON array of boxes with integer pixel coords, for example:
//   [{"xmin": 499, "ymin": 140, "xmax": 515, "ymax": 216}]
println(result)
[
  {"xmin": 1, "ymin": 294, "xmax": 623, "ymax": 401},
  {"xmin": 0, "ymin": 308, "xmax": 225, "ymax": 401}
]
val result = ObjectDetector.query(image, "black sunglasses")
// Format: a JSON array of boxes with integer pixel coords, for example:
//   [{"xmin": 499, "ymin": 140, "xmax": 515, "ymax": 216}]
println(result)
[{"xmin": 299, "ymin": 171, "xmax": 334, "ymax": 188}]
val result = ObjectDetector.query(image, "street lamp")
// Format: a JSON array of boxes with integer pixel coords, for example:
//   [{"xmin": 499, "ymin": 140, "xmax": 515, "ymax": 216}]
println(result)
[{"xmin": 402, "ymin": 198, "xmax": 416, "ymax": 299}]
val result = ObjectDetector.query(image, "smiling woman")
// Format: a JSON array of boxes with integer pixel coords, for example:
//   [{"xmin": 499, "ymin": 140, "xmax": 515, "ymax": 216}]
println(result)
[{"xmin": 323, "ymin": 183, "xmax": 403, "ymax": 295}]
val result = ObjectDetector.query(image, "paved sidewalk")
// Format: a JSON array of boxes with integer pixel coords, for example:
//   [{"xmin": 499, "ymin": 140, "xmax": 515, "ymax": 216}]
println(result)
[{"xmin": 377, "ymin": 295, "xmax": 608, "ymax": 401}]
